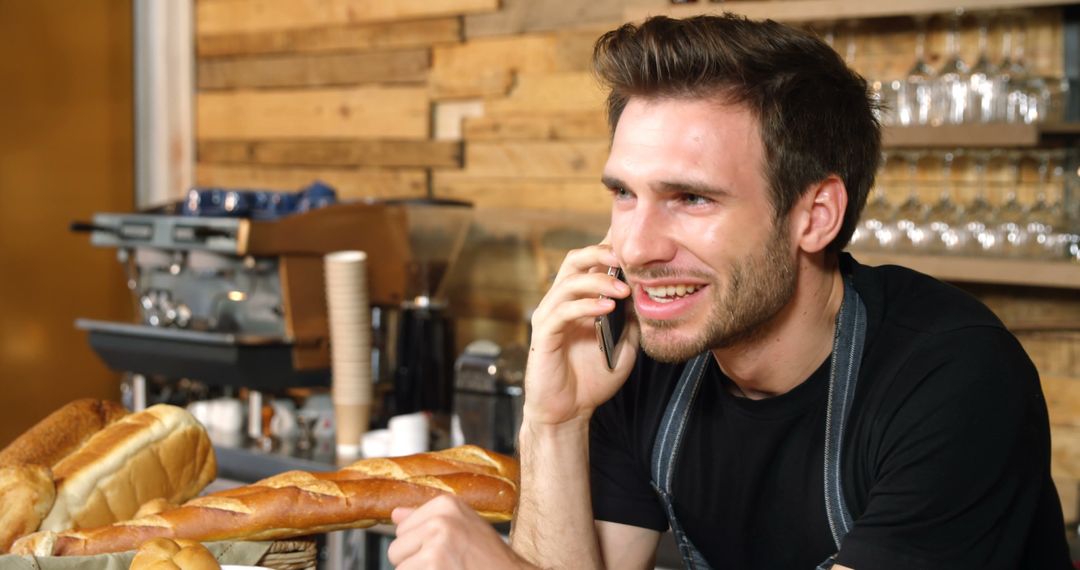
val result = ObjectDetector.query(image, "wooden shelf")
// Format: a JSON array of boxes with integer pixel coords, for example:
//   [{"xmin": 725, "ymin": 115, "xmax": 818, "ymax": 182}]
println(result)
[
  {"xmin": 852, "ymin": 251, "xmax": 1080, "ymax": 289},
  {"xmin": 882, "ymin": 123, "xmax": 1080, "ymax": 148},
  {"xmin": 625, "ymin": 0, "xmax": 1079, "ymax": 24}
]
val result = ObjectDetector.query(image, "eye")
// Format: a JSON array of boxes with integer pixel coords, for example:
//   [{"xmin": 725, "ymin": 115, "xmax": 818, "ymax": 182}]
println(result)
[
  {"xmin": 608, "ymin": 186, "xmax": 634, "ymax": 201},
  {"xmin": 679, "ymin": 193, "xmax": 713, "ymax": 206}
]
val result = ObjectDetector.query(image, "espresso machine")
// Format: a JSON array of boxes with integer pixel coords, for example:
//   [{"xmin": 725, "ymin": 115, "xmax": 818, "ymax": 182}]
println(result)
[
  {"xmin": 73, "ymin": 190, "xmax": 474, "ymax": 438},
  {"xmin": 72, "ymin": 189, "xmax": 413, "ymax": 409}
]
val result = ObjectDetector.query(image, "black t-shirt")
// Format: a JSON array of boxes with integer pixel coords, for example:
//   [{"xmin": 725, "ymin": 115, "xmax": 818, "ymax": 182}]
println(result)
[{"xmin": 590, "ymin": 255, "xmax": 1071, "ymax": 569}]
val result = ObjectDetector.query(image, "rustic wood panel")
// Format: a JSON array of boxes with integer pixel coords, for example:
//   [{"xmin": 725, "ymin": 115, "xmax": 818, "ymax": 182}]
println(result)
[
  {"xmin": 430, "ymin": 31, "xmax": 598, "ymax": 99},
  {"xmin": 1054, "ymin": 476, "xmax": 1079, "ymax": 523},
  {"xmin": 485, "ymin": 72, "xmax": 607, "ymax": 115},
  {"xmin": 464, "ymin": 112, "xmax": 609, "ymax": 140},
  {"xmin": 198, "ymin": 49, "xmax": 429, "ymax": 90},
  {"xmin": 458, "ymin": 140, "xmax": 610, "ymax": 178},
  {"xmin": 197, "ymin": 87, "xmax": 429, "ymax": 140},
  {"xmin": 196, "ymin": 163, "xmax": 428, "ymax": 199},
  {"xmin": 434, "ymin": 100, "xmax": 487, "ymax": 141},
  {"xmin": 1017, "ymin": 331, "xmax": 1080, "ymax": 379},
  {"xmin": 199, "ymin": 139, "xmax": 462, "ymax": 168},
  {"xmin": 464, "ymin": 0, "xmax": 624, "ymax": 38},
  {"xmin": 197, "ymin": 0, "xmax": 498, "ymax": 35},
  {"xmin": 1044, "ymin": 375, "xmax": 1080, "ymax": 428},
  {"xmin": 964, "ymin": 284, "xmax": 1080, "ymax": 329},
  {"xmin": 197, "ymin": 17, "xmax": 461, "ymax": 57},
  {"xmin": 433, "ymin": 174, "xmax": 610, "ymax": 213},
  {"xmin": 1052, "ymin": 424, "xmax": 1080, "ymax": 480}
]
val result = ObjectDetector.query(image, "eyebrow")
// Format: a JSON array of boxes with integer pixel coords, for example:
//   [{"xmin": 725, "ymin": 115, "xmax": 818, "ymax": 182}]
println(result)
[{"xmin": 600, "ymin": 175, "xmax": 731, "ymax": 198}]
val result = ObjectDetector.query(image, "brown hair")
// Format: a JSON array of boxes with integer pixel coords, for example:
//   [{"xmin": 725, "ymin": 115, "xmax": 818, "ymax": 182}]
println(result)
[{"xmin": 593, "ymin": 14, "xmax": 881, "ymax": 252}]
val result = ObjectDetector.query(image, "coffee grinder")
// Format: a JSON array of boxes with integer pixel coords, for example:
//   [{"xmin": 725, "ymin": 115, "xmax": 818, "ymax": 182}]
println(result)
[{"xmin": 379, "ymin": 198, "xmax": 472, "ymax": 423}]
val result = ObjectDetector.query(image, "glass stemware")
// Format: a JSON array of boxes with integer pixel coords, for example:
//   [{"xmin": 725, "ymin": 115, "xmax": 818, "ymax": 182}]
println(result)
[
  {"xmin": 923, "ymin": 149, "xmax": 966, "ymax": 253},
  {"xmin": 854, "ymin": 152, "xmax": 898, "ymax": 250},
  {"xmin": 932, "ymin": 10, "xmax": 971, "ymax": 126},
  {"xmin": 996, "ymin": 150, "xmax": 1029, "ymax": 255},
  {"xmin": 898, "ymin": 16, "xmax": 935, "ymax": 126},
  {"xmin": 895, "ymin": 150, "xmax": 929, "ymax": 251},
  {"xmin": 968, "ymin": 13, "xmax": 1001, "ymax": 123},
  {"xmin": 999, "ymin": 13, "xmax": 1033, "ymax": 123},
  {"xmin": 962, "ymin": 149, "xmax": 998, "ymax": 254},
  {"xmin": 1026, "ymin": 149, "xmax": 1067, "ymax": 257}
]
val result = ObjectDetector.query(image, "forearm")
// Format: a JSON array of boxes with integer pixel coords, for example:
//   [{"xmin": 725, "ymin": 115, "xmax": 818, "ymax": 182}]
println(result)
[{"xmin": 511, "ymin": 416, "xmax": 603, "ymax": 570}]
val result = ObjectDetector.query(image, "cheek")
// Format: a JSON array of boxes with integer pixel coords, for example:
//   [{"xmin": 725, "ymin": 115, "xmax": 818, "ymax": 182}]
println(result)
[{"xmin": 608, "ymin": 209, "xmax": 633, "ymax": 248}]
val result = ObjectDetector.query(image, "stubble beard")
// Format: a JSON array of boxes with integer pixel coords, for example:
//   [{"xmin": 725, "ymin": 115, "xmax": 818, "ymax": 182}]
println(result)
[{"xmin": 637, "ymin": 223, "xmax": 798, "ymax": 363}]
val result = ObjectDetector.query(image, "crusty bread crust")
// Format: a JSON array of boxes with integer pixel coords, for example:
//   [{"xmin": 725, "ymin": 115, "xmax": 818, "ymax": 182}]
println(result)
[
  {"xmin": 130, "ymin": 538, "xmax": 220, "ymax": 570},
  {"xmin": 0, "ymin": 399, "xmax": 127, "ymax": 469},
  {"xmin": 0, "ymin": 464, "xmax": 55, "ymax": 552},
  {"xmin": 40, "ymin": 404, "xmax": 217, "ymax": 532},
  {"xmin": 13, "ymin": 445, "xmax": 518, "ymax": 556}
]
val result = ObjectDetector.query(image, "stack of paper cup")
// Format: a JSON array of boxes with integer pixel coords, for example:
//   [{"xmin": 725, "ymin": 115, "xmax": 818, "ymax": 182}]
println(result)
[{"xmin": 324, "ymin": 251, "xmax": 373, "ymax": 459}]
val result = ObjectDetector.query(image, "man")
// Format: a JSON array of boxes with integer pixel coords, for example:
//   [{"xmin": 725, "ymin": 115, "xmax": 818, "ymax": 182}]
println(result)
[{"xmin": 388, "ymin": 14, "xmax": 1072, "ymax": 569}]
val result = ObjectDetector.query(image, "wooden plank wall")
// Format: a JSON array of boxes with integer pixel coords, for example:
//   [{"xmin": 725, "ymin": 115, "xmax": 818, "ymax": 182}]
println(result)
[{"xmin": 195, "ymin": 0, "xmax": 1080, "ymax": 517}]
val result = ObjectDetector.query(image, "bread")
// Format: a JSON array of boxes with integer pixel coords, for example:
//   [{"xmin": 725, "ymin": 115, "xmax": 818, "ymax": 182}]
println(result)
[
  {"xmin": 134, "ymin": 498, "xmax": 177, "ymax": 520},
  {"xmin": 13, "ymin": 445, "xmax": 518, "ymax": 557},
  {"xmin": 0, "ymin": 399, "xmax": 127, "ymax": 468},
  {"xmin": 130, "ymin": 538, "xmax": 221, "ymax": 570},
  {"xmin": 0, "ymin": 464, "xmax": 55, "ymax": 552},
  {"xmin": 39, "ymin": 404, "xmax": 217, "ymax": 533}
]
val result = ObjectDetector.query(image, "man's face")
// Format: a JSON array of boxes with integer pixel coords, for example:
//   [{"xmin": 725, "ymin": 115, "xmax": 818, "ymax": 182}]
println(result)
[{"xmin": 603, "ymin": 97, "xmax": 798, "ymax": 363}]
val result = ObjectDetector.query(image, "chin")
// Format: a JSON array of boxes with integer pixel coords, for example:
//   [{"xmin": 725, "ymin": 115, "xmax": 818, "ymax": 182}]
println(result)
[{"xmin": 639, "ymin": 325, "xmax": 710, "ymax": 364}]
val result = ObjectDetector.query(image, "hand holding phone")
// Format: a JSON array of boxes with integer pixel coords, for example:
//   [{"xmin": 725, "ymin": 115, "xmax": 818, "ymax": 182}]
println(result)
[{"xmin": 595, "ymin": 267, "xmax": 628, "ymax": 371}]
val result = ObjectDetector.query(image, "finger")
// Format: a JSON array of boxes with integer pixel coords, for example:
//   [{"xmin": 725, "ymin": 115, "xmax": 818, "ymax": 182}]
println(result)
[
  {"xmin": 551, "ymin": 245, "xmax": 619, "ymax": 288},
  {"xmin": 391, "ymin": 507, "xmax": 415, "ymax": 525},
  {"xmin": 393, "ymin": 495, "xmax": 457, "ymax": 536},
  {"xmin": 532, "ymin": 271, "xmax": 631, "ymax": 326},
  {"xmin": 386, "ymin": 531, "xmax": 424, "ymax": 567}
]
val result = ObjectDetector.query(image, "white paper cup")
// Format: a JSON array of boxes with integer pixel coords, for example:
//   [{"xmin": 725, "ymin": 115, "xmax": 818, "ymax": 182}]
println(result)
[
  {"xmin": 388, "ymin": 412, "xmax": 430, "ymax": 457},
  {"xmin": 325, "ymin": 250, "xmax": 373, "ymax": 448}
]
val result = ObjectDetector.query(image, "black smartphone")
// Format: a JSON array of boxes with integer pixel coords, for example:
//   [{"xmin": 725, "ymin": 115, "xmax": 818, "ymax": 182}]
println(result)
[{"xmin": 595, "ymin": 266, "xmax": 628, "ymax": 371}]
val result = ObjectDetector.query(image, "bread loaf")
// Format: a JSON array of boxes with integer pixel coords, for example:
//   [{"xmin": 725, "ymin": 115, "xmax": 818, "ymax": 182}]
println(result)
[
  {"xmin": 39, "ymin": 404, "xmax": 216, "ymax": 533},
  {"xmin": 130, "ymin": 538, "xmax": 221, "ymax": 570},
  {"xmin": 13, "ymin": 445, "xmax": 518, "ymax": 557},
  {"xmin": 0, "ymin": 464, "xmax": 55, "ymax": 552},
  {"xmin": 0, "ymin": 399, "xmax": 127, "ymax": 469}
]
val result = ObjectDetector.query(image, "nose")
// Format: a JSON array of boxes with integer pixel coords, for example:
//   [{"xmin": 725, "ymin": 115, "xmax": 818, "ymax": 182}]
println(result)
[{"xmin": 612, "ymin": 200, "xmax": 677, "ymax": 271}]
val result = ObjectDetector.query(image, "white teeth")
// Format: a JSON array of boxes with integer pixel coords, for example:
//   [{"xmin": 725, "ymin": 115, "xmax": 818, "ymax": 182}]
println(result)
[{"xmin": 644, "ymin": 284, "xmax": 699, "ymax": 301}]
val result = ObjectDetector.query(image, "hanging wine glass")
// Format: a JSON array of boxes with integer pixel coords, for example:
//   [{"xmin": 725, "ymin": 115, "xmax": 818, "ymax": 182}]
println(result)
[
  {"xmin": 923, "ymin": 149, "xmax": 966, "ymax": 253},
  {"xmin": 999, "ymin": 12, "xmax": 1033, "ymax": 124},
  {"xmin": 996, "ymin": 149, "xmax": 1029, "ymax": 256},
  {"xmin": 932, "ymin": 9, "xmax": 971, "ymax": 126},
  {"xmin": 897, "ymin": 16, "xmax": 935, "ymax": 126},
  {"xmin": 1026, "ymin": 149, "xmax": 1067, "ymax": 257},
  {"xmin": 853, "ymin": 152, "xmax": 897, "ymax": 250},
  {"xmin": 894, "ymin": 150, "xmax": 929, "ymax": 251},
  {"xmin": 962, "ymin": 149, "xmax": 998, "ymax": 254},
  {"xmin": 968, "ymin": 13, "xmax": 1002, "ymax": 123}
]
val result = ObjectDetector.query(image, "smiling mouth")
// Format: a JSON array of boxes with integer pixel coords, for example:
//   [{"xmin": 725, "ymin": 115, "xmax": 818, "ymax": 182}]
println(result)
[{"xmin": 643, "ymin": 284, "xmax": 703, "ymax": 304}]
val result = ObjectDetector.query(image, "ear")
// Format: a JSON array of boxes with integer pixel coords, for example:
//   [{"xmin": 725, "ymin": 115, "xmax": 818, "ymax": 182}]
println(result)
[{"xmin": 792, "ymin": 175, "xmax": 847, "ymax": 254}]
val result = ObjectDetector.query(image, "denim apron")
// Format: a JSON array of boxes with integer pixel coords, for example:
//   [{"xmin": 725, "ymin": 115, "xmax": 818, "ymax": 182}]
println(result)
[{"xmin": 649, "ymin": 278, "xmax": 867, "ymax": 570}]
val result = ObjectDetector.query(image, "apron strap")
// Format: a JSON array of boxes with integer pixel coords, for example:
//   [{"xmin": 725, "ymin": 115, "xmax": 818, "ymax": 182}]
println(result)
[
  {"xmin": 651, "ymin": 352, "xmax": 712, "ymax": 570},
  {"xmin": 648, "ymin": 276, "xmax": 867, "ymax": 570}
]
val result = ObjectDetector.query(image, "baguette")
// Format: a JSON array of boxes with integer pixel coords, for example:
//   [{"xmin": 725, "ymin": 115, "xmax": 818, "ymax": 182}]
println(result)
[
  {"xmin": 13, "ymin": 445, "xmax": 518, "ymax": 557},
  {"xmin": 0, "ymin": 464, "xmax": 55, "ymax": 552},
  {"xmin": 0, "ymin": 399, "xmax": 127, "ymax": 469},
  {"xmin": 39, "ymin": 404, "xmax": 216, "ymax": 533}
]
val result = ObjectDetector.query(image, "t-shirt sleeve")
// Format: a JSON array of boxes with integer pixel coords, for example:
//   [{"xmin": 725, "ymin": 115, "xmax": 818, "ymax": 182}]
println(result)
[
  {"xmin": 836, "ymin": 326, "xmax": 1063, "ymax": 570},
  {"xmin": 589, "ymin": 371, "xmax": 669, "ymax": 532}
]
